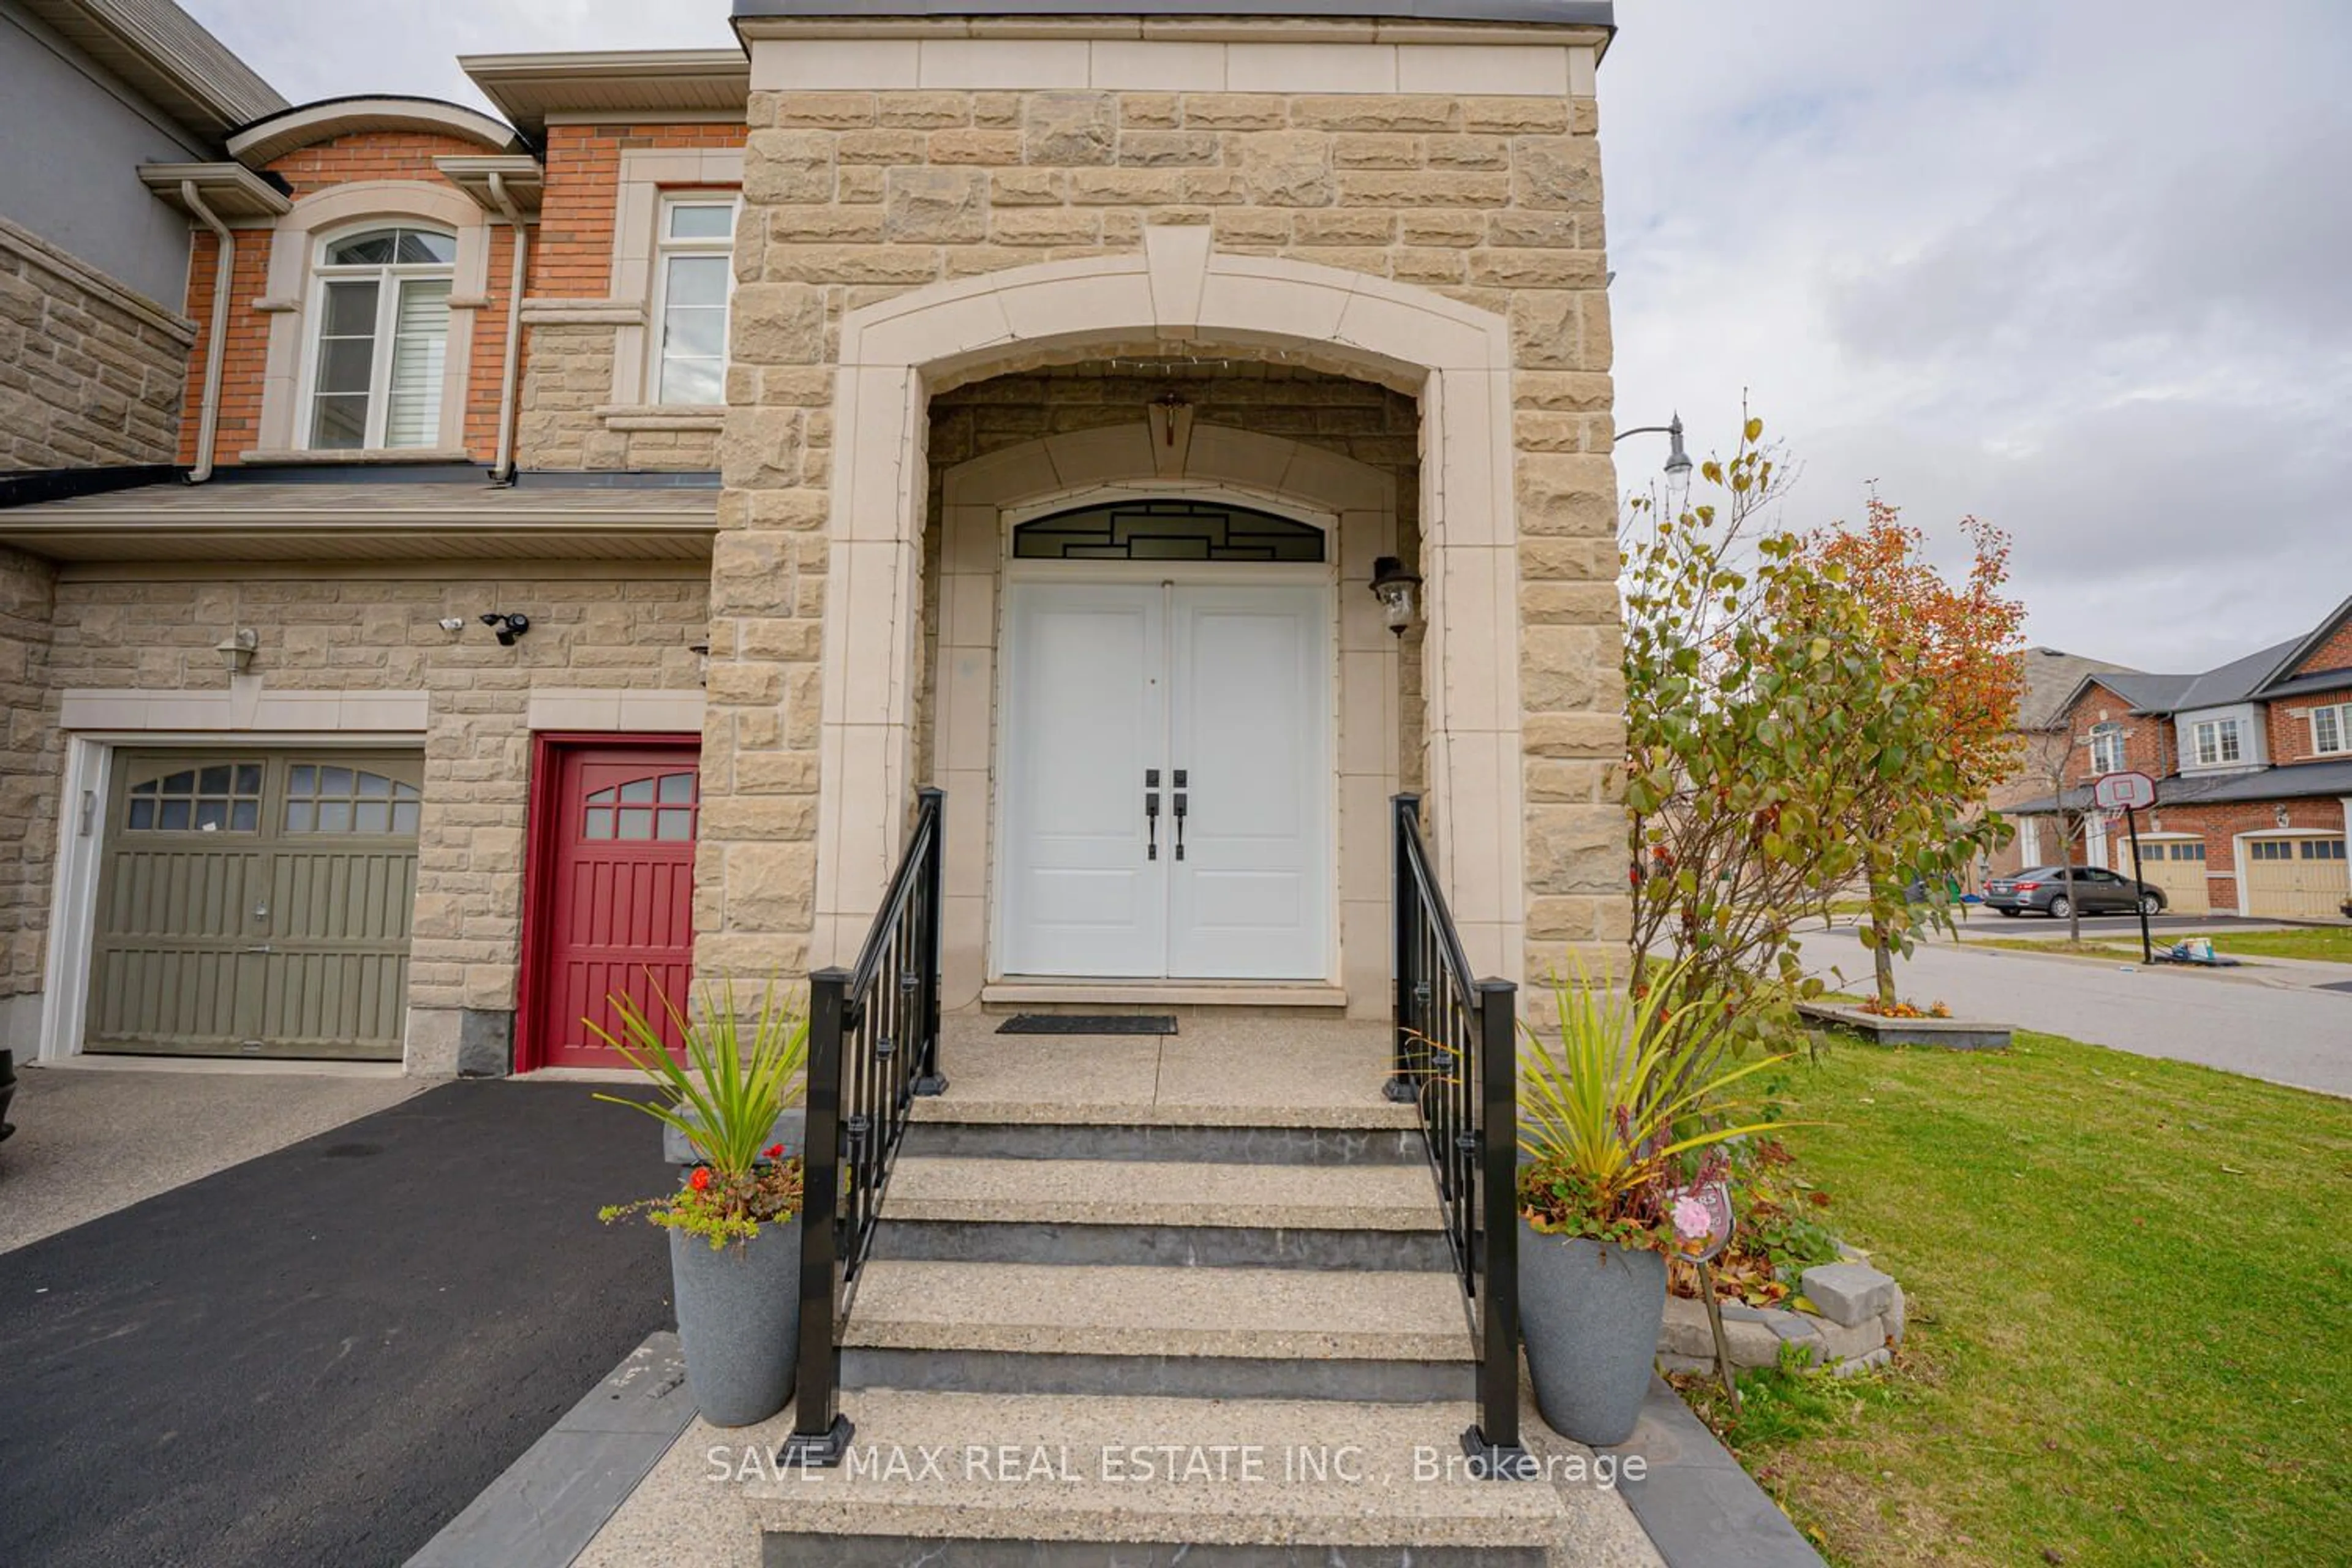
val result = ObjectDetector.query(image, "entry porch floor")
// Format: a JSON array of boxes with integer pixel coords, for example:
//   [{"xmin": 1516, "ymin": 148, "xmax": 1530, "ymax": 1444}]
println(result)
[{"xmin": 926, "ymin": 1013, "xmax": 1418, "ymax": 1128}]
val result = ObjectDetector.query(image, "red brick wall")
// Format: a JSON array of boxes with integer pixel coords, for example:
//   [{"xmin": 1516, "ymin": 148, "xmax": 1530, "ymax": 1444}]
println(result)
[
  {"xmin": 532, "ymin": 123, "xmax": 746, "ymax": 299},
  {"xmin": 2280, "ymin": 614, "xmax": 2352, "ymax": 684},
  {"xmin": 2271, "ymin": 684, "xmax": 2352, "ymax": 764},
  {"xmin": 173, "ymin": 123, "xmax": 746, "ymax": 472},
  {"xmin": 2060, "ymin": 680, "xmax": 2174, "ymax": 786},
  {"xmin": 175, "ymin": 228, "xmax": 274, "ymax": 466}
]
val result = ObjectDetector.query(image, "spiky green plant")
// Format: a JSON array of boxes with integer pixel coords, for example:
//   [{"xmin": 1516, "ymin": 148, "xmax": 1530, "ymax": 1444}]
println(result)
[
  {"xmin": 1519, "ymin": 955, "xmax": 1803, "ymax": 1251},
  {"xmin": 590, "ymin": 978, "xmax": 808, "ymax": 1185}
]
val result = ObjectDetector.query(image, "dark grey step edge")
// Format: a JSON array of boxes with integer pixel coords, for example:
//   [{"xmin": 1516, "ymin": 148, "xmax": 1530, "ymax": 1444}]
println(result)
[
  {"xmin": 404, "ymin": 1332, "xmax": 694, "ymax": 1568},
  {"xmin": 1598, "ymin": 1375, "xmax": 1828, "ymax": 1568},
  {"xmin": 871, "ymin": 1216, "xmax": 1453, "ymax": 1272},
  {"xmin": 764, "ymin": 1537, "xmax": 1547, "ymax": 1567},
  {"xmin": 903, "ymin": 1120, "xmax": 1428, "ymax": 1166},
  {"xmin": 843, "ymin": 1346, "xmax": 1474, "ymax": 1403}
]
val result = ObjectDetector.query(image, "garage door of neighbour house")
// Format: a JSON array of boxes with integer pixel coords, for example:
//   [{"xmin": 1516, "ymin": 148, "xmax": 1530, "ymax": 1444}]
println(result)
[
  {"xmin": 87, "ymin": 751, "xmax": 421, "ymax": 1060},
  {"xmin": 2138, "ymin": 840, "xmax": 2211, "ymax": 916},
  {"xmin": 529, "ymin": 745, "xmax": 699, "ymax": 1071},
  {"xmin": 2242, "ymin": 835, "xmax": 2350, "ymax": 920}
]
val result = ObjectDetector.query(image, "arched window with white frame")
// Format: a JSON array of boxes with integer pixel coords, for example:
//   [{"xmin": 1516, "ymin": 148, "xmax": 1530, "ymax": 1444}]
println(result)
[{"xmin": 304, "ymin": 224, "xmax": 457, "ymax": 450}]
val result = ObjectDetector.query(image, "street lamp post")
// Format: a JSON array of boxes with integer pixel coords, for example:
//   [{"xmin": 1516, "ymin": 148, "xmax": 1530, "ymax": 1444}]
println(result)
[{"xmin": 1616, "ymin": 412, "xmax": 1693, "ymax": 480}]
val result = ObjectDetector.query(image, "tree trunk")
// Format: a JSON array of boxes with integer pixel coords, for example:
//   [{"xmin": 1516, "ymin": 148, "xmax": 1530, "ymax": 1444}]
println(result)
[
  {"xmin": 2065, "ymin": 809, "xmax": 2082, "ymax": 943},
  {"xmin": 1863, "ymin": 844, "xmax": 1898, "ymax": 1009}
]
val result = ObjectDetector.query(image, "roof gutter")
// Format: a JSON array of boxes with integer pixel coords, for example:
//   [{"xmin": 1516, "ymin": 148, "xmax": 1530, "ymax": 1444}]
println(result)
[
  {"xmin": 180, "ymin": 180, "xmax": 233, "ymax": 485},
  {"xmin": 485, "ymin": 171, "xmax": 530, "ymax": 485}
]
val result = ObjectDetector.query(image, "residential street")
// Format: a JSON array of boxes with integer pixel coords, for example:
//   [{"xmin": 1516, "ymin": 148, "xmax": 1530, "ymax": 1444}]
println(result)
[
  {"xmin": 0, "ymin": 1079, "xmax": 673, "ymax": 1568},
  {"xmin": 1804, "ymin": 924, "xmax": 2352, "ymax": 1098}
]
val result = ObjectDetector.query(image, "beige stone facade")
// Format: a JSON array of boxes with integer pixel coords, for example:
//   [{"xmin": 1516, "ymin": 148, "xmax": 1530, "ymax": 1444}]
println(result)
[
  {"xmin": 0, "ymin": 549, "xmax": 59, "ymax": 1009},
  {"xmin": 0, "ymin": 216, "xmax": 194, "ymax": 472},
  {"xmin": 703, "ymin": 27, "xmax": 1624, "ymax": 993},
  {"xmin": 34, "ymin": 565, "xmax": 709, "ymax": 1066}
]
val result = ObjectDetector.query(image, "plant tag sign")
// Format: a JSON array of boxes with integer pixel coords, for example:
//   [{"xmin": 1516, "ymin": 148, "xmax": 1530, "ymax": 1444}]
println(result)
[
  {"xmin": 1666, "ymin": 1178, "xmax": 1735, "ymax": 1264},
  {"xmin": 2094, "ymin": 771, "xmax": 2155, "ymax": 811}
]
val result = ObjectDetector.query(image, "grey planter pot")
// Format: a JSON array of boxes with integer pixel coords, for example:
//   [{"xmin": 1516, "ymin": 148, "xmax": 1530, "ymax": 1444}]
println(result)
[
  {"xmin": 1518, "ymin": 1223, "xmax": 1668, "ymax": 1446},
  {"xmin": 669, "ymin": 1215, "xmax": 802, "ymax": 1427}
]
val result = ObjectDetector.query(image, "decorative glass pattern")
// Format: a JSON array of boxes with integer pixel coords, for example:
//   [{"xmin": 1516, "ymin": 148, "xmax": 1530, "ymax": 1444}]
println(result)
[
  {"xmin": 584, "ymin": 771, "xmax": 699, "ymax": 842},
  {"xmin": 1012, "ymin": 500, "xmax": 1326, "ymax": 562},
  {"xmin": 125, "ymin": 763, "xmax": 264, "ymax": 833},
  {"xmin": 285, "ymin": 764, "xmax": 423, "ymax": 835}
]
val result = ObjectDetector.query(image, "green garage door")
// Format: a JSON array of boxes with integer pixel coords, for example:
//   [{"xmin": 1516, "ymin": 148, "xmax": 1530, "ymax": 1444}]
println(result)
[{"xmin": 86, "ymin": 750, "xmax": 421, "ymax": 1060}]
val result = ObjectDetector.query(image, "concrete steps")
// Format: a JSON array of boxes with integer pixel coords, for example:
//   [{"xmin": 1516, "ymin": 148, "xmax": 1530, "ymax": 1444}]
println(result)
[
  {"xmin": 745, "ymin": 1389, "xmax": 1566, "ymax": 1566},
  {"xmin": 841, "ymin": 1257, "xmax": 1475, "ymax": 1402}
]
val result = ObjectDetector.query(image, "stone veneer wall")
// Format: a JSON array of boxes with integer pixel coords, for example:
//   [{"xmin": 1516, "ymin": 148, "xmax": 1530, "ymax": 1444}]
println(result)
[
  {"xmin": 0, "ymin": 216, "xmax": 193, "ymax": 472},
  {"xmin": 919, "ymin": 363, "xmax": 1425, "ymax": 792},
  {"xmin": 40, "ymin": 568, "xmax": 709, "ymax": 1061},
  {"xmin": 704, "ymin": 81, "xmax": 1625, "ymax": 982},
  {"xmin": 0, "ymin": 549, "xmax": 61, "ymax": 1020}
]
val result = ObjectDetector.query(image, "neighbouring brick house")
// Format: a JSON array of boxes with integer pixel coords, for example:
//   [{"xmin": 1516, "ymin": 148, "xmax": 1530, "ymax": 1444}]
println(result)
[
  {"xmin": 2007, "ymin": 598, "xmax": 2352, "ymax": 920},
  {"xmin": 0, "ymin": 0, "xmax": 1630, "ymax": 1074},
  {"xmin": 1981, "ymin": 646, "xmax": 2139, "ymax": 881}
]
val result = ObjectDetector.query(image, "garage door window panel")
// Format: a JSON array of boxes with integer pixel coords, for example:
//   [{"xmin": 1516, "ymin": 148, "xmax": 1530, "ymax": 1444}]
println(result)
[
  {"xmin": 285, "ymin": 763, "xmax": 423, "ymax": 835},
  {"xmin": 124, "ymin": 761, "xmax": 265, "ymax": 834}
]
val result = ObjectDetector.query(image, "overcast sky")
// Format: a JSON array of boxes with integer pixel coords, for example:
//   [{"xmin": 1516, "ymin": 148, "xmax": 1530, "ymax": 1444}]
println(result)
[{"xmin": 190, "ymin": 0, "xmax": 2352, "ymax": 673}]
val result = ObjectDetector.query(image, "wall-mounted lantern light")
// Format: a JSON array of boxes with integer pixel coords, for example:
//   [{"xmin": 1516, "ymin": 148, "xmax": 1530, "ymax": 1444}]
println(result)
[
  {"xmin": 215, "ymin": 628, "xmax": 257, "ymax": 675},
  {"xmin": 1368, "ymin": 556, "xmax": 1422, "ymax": 636},
  {"xmin": 2274, "ymin": 805, "xmax": 2292, "ymax": 829}
]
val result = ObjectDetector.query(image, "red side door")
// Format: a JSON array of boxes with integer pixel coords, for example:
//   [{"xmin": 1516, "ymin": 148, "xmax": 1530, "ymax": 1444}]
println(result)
[{"xmin": 531, "ymin": 743, "xmax": 699, "ymax": 1070}]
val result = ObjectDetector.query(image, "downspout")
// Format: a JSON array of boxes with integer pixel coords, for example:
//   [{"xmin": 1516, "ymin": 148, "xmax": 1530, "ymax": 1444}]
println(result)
[
  {"xmin": 181, "ymin": 181, "xmax": 232, "ymax": 485},
  {"xmin": 486, "ymin": 171, "xmax": 530, "ymax": 486}
]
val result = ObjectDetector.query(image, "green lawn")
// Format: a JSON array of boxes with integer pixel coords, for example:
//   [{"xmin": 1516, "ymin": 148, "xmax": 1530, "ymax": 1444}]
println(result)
[
  {"xmin": 1686, "ymin": 1030, "xmax": 2351, "ymax": 1567},
  {"xmin": 2203, "ymin": 926, "xmax": 2352, "ymax": 963},
  {"xmin": 1969, "ymin": 927, "xmax": 2352, "ymax": 965}
]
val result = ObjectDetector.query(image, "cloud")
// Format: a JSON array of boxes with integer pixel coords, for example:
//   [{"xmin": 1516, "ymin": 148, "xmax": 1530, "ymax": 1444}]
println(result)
[
  {"xmin": 1601, "ymin": 0, "xmax": 2352, "ymax": 671},
  {"xmin": 181, "ymin": 0, "xmax": 2350, "ymax": 671}
]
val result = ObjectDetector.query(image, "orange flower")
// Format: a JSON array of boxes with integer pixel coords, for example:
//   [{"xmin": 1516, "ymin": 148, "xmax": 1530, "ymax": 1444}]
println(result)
[{"xmin": 688, "ymin": 1166, "xmax": 711, "ymax": 1192}]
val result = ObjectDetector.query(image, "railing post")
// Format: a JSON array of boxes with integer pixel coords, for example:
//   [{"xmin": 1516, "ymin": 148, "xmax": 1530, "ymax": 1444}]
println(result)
[
  {"xmin": 1464, "ymin": 976, "xmax": 1531, "ymax": 1479},
  {"xmin": 778, "ymin": 965, "xmax": 853, "ymax": 1468},
  {"xmin": 913, "ymin": 787, "xmax": 948, "ymax": 1097},
  {"xmin": 1386, "ymin": 794, "xmax": 1420, "ymax": 1104}
]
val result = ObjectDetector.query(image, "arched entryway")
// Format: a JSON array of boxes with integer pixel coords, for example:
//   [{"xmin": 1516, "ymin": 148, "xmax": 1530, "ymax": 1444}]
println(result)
[{"xmin": 809, "ymin": 227, "xmax": 1528, "ymax": 990}]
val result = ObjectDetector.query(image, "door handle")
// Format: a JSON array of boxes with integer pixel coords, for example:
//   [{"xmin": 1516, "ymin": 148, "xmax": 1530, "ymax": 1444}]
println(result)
[
  {"xmin": 1172, "ymin": 790, "xmax": 1187, "ymax": 862},
  {"xmin": 1145, "ymin": 790, "xmax": 1160, "ymax": 861}
]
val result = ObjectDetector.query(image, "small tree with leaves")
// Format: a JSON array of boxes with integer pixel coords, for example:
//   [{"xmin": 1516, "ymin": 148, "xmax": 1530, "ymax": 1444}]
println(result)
[
  {"xmin": 1623, "ymin": 416, "xmax": 1891, "ymax": 1075},
  {"xmin": 1801, "ymin": 503, "xmax": 2027, "ymax": 1007}
]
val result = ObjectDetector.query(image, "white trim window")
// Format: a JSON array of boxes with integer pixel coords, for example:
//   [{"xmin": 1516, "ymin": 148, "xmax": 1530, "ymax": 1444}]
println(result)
[
  {"xmin": 2089, "ymin": 722, "xmax": 2125, "ymax": 775},
  {"xmin": 652, "ymin": 195, "xmax": 736, "ymax": 405},
  {"xmin": 2310, "ymin": 701, "xmax": 2350, "ymax": 756},
  {"xmin": 2192, "ymin": 717, "xmax": 2243, "ymax": 767},
  {"xmin": 304, "ymin": 225, "xmax": 457, "ymax": 450}
]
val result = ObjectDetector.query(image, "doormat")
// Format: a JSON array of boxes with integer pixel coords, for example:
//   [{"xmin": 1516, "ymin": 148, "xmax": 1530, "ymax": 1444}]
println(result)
[{"xmin": 996, "ymin": 1014, "xmax": 1177, "ymax": 1036}]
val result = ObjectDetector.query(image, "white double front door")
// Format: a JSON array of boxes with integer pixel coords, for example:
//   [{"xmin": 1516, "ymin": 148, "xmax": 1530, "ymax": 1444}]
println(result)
[{"xmin": 998, "ymin": 578, "xmax": 1333, "ymax": 981}]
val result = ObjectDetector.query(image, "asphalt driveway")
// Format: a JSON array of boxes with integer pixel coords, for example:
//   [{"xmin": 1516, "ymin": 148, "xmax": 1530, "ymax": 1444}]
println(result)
[{"xmin": 0, "ymin": 1079, "xmax": 676, "ymax": 1568}]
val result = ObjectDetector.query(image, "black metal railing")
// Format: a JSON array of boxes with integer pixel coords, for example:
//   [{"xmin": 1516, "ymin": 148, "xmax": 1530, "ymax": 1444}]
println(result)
[
  {"xmin": 1390, "ymin": 793, "xmax": 1528, "ymax": 1477},
  {"xmin": 780, "ymin": 786, "xmax": 946, "ymax": 1467}
]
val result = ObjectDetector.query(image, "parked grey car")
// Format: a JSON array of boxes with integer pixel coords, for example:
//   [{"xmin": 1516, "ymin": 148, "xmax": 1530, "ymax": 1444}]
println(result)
[{"xmin": 1983, "ymin": 865, "xmax": 2165, "ymax": 919}]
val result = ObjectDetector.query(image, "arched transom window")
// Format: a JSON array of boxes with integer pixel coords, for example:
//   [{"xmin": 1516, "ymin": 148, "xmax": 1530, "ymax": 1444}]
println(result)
[
  {"xmin": 307, "ymin": 225, "xmax": 456, "ymax": 450},
  {"xmin": 1012, "ymin": 500, "xmax": 1327, "ymax": 562}
]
